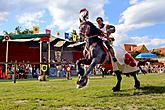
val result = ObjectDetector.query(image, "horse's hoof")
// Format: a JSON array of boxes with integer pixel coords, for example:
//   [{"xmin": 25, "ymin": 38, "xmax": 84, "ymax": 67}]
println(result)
[
  {"xmin": 76, "ymin": 76, "xmax": 88, "ymax": 89},
  {"xmin": 76, "ymin": 83, "xmax": 87, "ymax": 89},
  {"xmin": 112, "ymin": 87, "xmax": 120, "ymax": 92},
  {"xmin": 76, "ymin": 84, "xmax": 82, "ymax": 89},
  {"xmin": 134, "ymin": 81, "xmax": 140, "ymax": 89}
]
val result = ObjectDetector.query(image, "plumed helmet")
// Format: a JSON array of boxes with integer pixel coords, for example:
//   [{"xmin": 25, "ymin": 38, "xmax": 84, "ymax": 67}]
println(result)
[{"xmin": 79, "ymin": 8, "xmax": 89, "ymax": 22}]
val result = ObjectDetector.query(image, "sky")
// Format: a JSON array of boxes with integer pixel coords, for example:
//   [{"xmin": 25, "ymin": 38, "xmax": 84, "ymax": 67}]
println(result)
[{"xmin": 0, "ymin": 0, "xmax": 164, "ymax": 50}]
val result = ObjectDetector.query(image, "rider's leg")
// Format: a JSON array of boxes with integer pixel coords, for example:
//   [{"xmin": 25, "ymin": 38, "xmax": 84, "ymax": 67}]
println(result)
[{"xmin": 104, "ymin": 41, "xmax": 117, "ymax": 62}]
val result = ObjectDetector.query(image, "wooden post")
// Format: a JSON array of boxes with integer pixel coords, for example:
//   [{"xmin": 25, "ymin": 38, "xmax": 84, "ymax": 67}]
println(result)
[
  {"xmin": 40, "ymin": 41, "xmax": 42, "ymax": 75},
  {"xmin": 5, "ymin": 41, "xmax": 9, "ymax": 79},
  {"xmin": 14, "ymin": 63, "xmax": 16, "ymax": 83},
  {"xmin": 48, "ymin": 41, "xmax": 50, "ymax": 68}
]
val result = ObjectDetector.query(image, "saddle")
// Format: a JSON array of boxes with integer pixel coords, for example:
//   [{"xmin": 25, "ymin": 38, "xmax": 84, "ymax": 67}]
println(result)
[{"xmin": 97, "ymin": 43, "xmax": 113, "ymax": 70}]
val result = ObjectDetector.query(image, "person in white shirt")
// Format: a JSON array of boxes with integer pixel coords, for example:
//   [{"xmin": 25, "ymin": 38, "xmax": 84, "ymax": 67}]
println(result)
[{"xmin": 96, "ymin": 17, "xmax": 117, "ymax": 62}]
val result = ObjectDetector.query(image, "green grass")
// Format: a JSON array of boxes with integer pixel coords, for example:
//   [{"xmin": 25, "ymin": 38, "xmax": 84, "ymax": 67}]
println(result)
[{"xmin": 0, "ymin": 73, "xmax": 165, "ymax": 110}]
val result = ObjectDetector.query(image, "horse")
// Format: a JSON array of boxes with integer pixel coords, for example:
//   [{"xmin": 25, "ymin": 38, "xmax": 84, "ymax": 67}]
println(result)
[{"xmin": 76, "ymin": 20, "xmax": 140, "ymax": 92}]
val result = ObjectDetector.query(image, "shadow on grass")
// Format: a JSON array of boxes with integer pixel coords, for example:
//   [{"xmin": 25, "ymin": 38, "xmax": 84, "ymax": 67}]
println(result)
[
  {"xmin": 111, "ymin": 86, "xmax": 165, "ymax": 97},
  {"xmin": 140, "ymin": 86, "xmax": 165, "ymax": 94},
  {"xmin": 89, "ymin": 86, "xmax": 165, "ymax": 98}
]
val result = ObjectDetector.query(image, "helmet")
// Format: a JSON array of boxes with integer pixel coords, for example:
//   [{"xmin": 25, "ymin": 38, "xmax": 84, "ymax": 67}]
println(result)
[{"xmin": 79, "ymin": 8, "xmax": 89, "ymax": 22}]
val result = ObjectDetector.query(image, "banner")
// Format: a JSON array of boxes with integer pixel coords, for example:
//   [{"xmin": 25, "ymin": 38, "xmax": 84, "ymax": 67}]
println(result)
[
  {"xmin": 33, "ymin": 26, "xmax": 39, "ymax": 34},
  {"xmin": 65, "ymin": 33, "xmax": 69, "ymax": 39},
  {"xmin": 40, "ymin": 36, "xmax": 50, "ymax": 42},
  {"xmin": 45, "ymin": 29, "xmax": 51, "ymax": 34},
  {"xmin": 72, "ymin": 33, "xmax": 77, "ymax": 42}
]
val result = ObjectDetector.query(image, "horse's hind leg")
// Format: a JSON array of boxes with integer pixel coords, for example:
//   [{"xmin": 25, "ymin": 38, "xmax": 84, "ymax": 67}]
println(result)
[
  {"xmin": 130, "ymin": 72, "xmax": 140, "ymax": 89},
  {"xmin": 112, "ymin": 70, "xmax": 122, "ymax": 92}
]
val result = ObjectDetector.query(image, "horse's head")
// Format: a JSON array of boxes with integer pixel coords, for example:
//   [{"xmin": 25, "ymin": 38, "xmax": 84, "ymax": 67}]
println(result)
[{"xmin": 79, "ymin": 8, "xmax": 89, "ymax": 23}]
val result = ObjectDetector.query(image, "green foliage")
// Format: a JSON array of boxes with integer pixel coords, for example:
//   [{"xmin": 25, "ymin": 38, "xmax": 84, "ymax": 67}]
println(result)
[
  {"xmin": 3, "ymin": 26, "xmax": 33, "ymax": 36},
  {"xmin": 130, "ymin": 51, "xmax": 141, "ymax": 58},
  {"xmin": 0, "ymin": 73, "xmax": 165, "ymax": 110},
  {"xmin": 151, "ymin": 49, "xmax": 165, "ymax": 57}
]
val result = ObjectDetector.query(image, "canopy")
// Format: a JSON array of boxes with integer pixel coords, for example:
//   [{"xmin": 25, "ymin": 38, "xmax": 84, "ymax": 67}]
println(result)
[
  {"xmin": 0, "ymin": 35, "xmax": 3, "ymax": 41},
  {"xmin": 67, "ymin": 41, "xmax": 85, "ymax": 47},
  {"xmin": 135, "ymin": 53, "xmax": 157, "ymax": 59}
]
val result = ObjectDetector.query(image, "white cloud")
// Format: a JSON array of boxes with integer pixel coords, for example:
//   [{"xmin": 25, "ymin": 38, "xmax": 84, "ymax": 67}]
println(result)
[
  {"xmin": 47, "ymin": 0, "xmax": 105, "ymax": 30},
  {"xmin": 118, "ymin": 0, "xmax": 165, "ymax": 33},
  {"xmin": 115, "ymin": 0, "xmax": 165, "ymax": 49},
  {"xmin": 16, "ymin": 11, "xmax": 45, "ymax": 28},
  {"xmin": 129, "ymin": 0, "xmax": 140, "ymax": 5},
  {"xmin": 114, "ymin": 33, "xmax": 165, "ymax": 49},
  {"xmin": 0, "ymin": 0, "xmax": 107, "ymax": 31},
  {"xmin": 0, "ymin": 12, "xmax": 9, "ymax": 22}
]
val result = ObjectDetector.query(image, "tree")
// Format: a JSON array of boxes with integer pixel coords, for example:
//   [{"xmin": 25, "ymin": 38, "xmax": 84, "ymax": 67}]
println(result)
[
  {"xmin": 151, "ymin": 49, "xmax": 164, "ymax": 57},
  {"xmin": 3, "ymin": 26, "xmax": 33, "ymax": 36},
  {"xmin": 15, "ymin": 26, "xmax": 22, "ymax": 34},
  {"xmin": 130, "ymin": 51, "xmax": 141, "ymax": 58},
  {"xmin": 3, "ymin": 31, "xmax": 14, "ymax": 36}
]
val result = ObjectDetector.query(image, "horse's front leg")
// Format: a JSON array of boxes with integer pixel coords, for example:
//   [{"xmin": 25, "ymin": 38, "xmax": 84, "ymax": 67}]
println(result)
[
  {"xmin": 76, "ymin": 58, "xmax": 100, "ymax": 88},
  {"xmin": 76, "ymin": 58, "xmax": 91, "ymax": 88}
]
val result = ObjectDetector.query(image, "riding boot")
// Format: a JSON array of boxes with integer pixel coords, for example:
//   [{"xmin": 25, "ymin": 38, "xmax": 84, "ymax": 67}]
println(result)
[
  {"xmin": 105, "ymin": 41, "xmax": 117, "ymax": 62},
  {"xmin": 108, "ymin": 48, "xmax": 117, "ymax": 62}
]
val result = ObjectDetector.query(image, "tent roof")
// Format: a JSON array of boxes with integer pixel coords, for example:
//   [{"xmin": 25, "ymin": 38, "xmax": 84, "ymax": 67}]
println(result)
[
  {"xmin": 0, "ymin": 34, "xmax": 50, "ymax": 42},
  {"xmin": 67, "ymin": 41, "xmax": 85, "ymax": 47},
  {"xmin": 136, "ymin": 53, "xmax": 157, "ymax": 59},
  {"xmin": 0, "ymin": 35, "xmax": 3, "ymax": 41},
  {"xmin": 0, "ymin": 34, "xmax": 85, "ymax": 49},
  {"xmin": 10, "ymin": 34, "xmax": 50, "ymax": 39}
]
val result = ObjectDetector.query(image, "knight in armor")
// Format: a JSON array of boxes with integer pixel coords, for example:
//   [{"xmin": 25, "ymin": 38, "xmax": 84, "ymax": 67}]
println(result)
[
  {"xmin": 79, "ymin": 8, "xmax": 104, "ymax": 59},
  {"xmin": 96, "ymin": 17, "xmax": 117, "ymax": 62},
  {"xmin": 77, "ymin": 8, "xmax": 106, "ymax": 77}
]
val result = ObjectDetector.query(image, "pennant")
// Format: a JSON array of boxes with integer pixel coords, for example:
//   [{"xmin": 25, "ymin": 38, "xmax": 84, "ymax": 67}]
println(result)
[
  {"xmin": 56, "ymin": 32, "xmax": 60, "ymax": 36},
  {"xmin": 72, "ymin": 33, "xmax": 77, "ymax": 42},
  {"xmin": 65, "ymin": 33, "xmax": 69, "ymax": 39},
  {"xmin": 33, "ymin": 26, "xmax": 39, "ymax": 34},
  {"xmin": 45, "ymin": 29, "xmax": 51, "ymax": 34},
  {"xmin": 40, "ymin": 36, "xmax": 50, "ymax": 42}
]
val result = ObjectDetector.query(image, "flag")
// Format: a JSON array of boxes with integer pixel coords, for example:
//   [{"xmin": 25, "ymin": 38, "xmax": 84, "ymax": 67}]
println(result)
[
  {"xmin": 65, "ymin": 33, "xmax": 69, "ymax": 39},
  {"xmin": 56, "ymin": 32, "xmax": 60, "ymax": 36},
  {"xmin": 40, "ymin": 36, "xmax": 50, "ymax": 42},
  {"xmin": 72, "ymin": 33, "xmax": 77, "ymax": 42},
  {"xmin": 45, "ymin": 29, "xmax": 51, "ymax": 34},
  {"xmin": 33, "ymin": 26, "xmax": 39, "ymax": 34}
]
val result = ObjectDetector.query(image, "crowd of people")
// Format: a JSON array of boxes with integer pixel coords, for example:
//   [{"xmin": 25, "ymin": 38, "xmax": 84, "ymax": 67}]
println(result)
[
  {"xmin": 139, "ymin": 62, "xmax": 165, "ymax": 74},
  {"xmin": 0, "ymin": 60, "xmax": 77, "ymax": 80}
]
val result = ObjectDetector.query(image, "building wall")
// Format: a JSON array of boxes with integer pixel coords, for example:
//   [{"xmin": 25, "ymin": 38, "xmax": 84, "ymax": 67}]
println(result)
[
  {"xmin": 0, "ymin": 42, "xmax": 40, "ymax": 63},
  {"xmin": 158, "ymin": 57, "xmax": 165, "ymax": 64}
]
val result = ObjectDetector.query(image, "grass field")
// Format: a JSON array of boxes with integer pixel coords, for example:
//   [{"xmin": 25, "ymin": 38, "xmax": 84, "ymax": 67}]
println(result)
[{"xmin": 0, "ymin": 73, "xmax": 165, "ymax": 110}]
